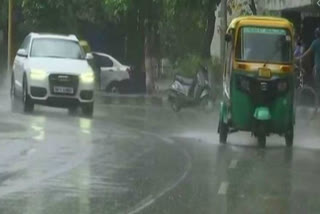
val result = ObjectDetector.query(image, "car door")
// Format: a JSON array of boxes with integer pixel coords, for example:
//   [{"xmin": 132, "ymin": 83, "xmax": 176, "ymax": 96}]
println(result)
[
  {"xmin": 14, "ymin": 35, "xmax": 31, "ymax": 91},
  {"xmin": 94, "ymin": 54, "xmax": 119, "ymax": 90}
]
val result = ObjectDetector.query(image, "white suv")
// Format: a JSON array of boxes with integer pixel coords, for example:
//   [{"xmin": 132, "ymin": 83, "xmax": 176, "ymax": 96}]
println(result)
[{"xmin": 11, "ymin": 33, "xmax": 95, "ymax": 116}]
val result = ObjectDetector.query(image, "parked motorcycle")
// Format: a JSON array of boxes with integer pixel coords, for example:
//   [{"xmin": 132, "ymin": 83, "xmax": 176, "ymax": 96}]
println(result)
[{"xmin": 168, "ymin": 66, "xmax": 211, "ymax": 112}]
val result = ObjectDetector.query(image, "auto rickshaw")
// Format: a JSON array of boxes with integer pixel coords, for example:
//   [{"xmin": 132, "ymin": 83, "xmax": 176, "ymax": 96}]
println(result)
[{"xmin": 218, "ymin": 16, "xmax": 295, "ymax": 147}]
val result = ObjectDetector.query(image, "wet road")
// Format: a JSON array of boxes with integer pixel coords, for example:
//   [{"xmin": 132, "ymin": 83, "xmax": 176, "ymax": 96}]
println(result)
[{"xmin": 1, "ymin": 71, "xmax": 320, "ymax": 214}]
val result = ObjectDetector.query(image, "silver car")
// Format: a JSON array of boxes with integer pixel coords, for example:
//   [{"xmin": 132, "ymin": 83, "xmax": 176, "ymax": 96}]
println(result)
[{"xmin": 92, "ymin": 52, "xmax": 131, "ymax": 93}]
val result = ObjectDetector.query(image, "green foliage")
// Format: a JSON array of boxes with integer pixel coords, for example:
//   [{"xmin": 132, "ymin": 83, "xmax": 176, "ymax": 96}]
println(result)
[
  {"xmin": 0, "ymin": 1, "xmax": 8, "ymax": 27},
  {"xmin": 175, "ymin": 54, "xmax": 203, "ymax": 77},
  {"xmin": 104, "ymin": 0, "xmax": 131, "ymax": 18},
  {"xmin": 161, "ymin": 0, "xmax": 220, "ymax": 61},
  {"xmin": 21, "ymin": 0, "xmax": 107, "ymax": 33},
  {"xmin": 2, "ymin": 0, "xmax": 223, "ymax": 77},
  {"xmin": 173, "ymin": 54, "xmax": 223, "ymax": 87}
]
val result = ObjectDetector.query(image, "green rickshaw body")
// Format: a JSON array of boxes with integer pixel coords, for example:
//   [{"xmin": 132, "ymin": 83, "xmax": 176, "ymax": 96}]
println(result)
[
  {"xmin": 219, "ymin": 16, "xmax": 295, "ymax": 147},
  {"xmin": 230, "ymin": 70, "xmax": 295, "ymax": 135}
]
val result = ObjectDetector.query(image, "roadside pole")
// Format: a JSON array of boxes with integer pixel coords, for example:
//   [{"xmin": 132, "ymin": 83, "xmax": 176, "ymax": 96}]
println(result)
[
  {"xmin": 8, "ymin": 0, "xmax": 13, "ymax": 72},
  {"xmin": 220, "ymin": 0, "xmax": 227, "ymax": 65},
  {"xmin": 219, "ymin": 1, "xmax": 228, "ymax": 212}
]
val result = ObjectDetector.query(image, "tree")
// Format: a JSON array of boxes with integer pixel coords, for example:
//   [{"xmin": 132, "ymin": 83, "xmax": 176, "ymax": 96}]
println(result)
[
  {"xmin": 249, "ymin": 0, "xmax": 257, "ymax": 15},
  {"xmin": 161, "ymin": 0, "xmax": 221, "ymax": 60},
  {"xmin": 202, "ymin": 0, "xmax": 221, "ymax": 58},
  {"xmin": 105, "ymin": 0, "xmax": 163, "ymax": 94},
  {"xmin": 21, "ymin": 0, "xmax": 107, "ymax": 33}
]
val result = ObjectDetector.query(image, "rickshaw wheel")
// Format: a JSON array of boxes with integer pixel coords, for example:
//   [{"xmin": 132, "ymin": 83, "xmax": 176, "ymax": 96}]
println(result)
[
  {"xmin": 258, "ymin": 135, "xmax": 266, "ymax": 148},
  {"xmin": 285, "ymin": 127, "xmax": 294, "ymax": 147},
  {"xmin": 219, "ymin": 122, "xmax": 228, "ymax": 144}
]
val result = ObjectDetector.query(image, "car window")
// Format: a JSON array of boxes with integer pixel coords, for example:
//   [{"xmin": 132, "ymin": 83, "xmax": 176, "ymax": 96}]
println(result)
[
  {"xmin": 95, "ymin": 55, "xmax": 114, "ymax": 68},
  {"xmin": 30, "ymin": 38, "xmax": 84, "ymax": 59},
  {"xmin": 21, "ymin": 35, "xmax": 31, "ymax": 52}
]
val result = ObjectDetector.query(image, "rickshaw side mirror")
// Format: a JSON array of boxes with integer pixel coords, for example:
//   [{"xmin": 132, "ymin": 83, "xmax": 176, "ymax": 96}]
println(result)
[{"xmin": 225, "ymin": 34, "xmax": 232, "ymax": 42}]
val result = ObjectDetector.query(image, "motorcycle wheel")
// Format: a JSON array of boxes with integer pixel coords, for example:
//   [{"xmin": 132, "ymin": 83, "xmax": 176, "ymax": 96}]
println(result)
[
  {"xmin": 171, "ymin": 101, "xmax": 181, "ymax": 112},
  {"xmin": 200, "ymin": 96, "xmax": 210, "ymax": 112}
]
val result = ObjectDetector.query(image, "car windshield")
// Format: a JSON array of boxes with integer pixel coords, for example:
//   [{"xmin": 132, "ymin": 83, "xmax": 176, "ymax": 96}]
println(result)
[
  {"xmin": 236, "ymin": 27, "xmax": 292, "ymax": 63},
  {"xmin": 31, "ymin": 38, "xmax": 84, "ymax": 59}
]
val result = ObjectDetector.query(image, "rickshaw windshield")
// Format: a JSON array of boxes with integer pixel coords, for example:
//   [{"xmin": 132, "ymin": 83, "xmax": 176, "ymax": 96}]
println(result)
[{"xmin": 236, "ymin": 26, "xmax": 292, "ymax": 64}]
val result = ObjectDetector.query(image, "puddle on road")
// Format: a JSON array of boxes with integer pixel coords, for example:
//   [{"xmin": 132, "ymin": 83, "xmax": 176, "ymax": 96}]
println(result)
[
  {"xmin": 174, "ymin": 123, "xmax": 320, "ymax": 150},
  {"xmin": 0, "ymin": 122, "xmax": 25, "ymax": 133}
]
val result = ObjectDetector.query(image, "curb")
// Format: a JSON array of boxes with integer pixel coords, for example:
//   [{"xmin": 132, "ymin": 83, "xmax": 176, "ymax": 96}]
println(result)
[
  {"xmin": 96, "ymin": 91, "xmax": 221, "ymax": 113},
  {"xmin": 97, "ymin": 92, "xmax": 168, "ymax": 107}
]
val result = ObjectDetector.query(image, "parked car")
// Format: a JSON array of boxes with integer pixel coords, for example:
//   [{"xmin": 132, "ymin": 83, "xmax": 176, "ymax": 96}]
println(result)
[
  {"xmin": 11, "ymin": 33, "xmax": 95, "ymax": 116},
  {"xmin": 91, "ymin": 52, "xmax": 132, "ymax": 93},
  {"xmin": 79, "ymin": 40, "xmax": 91, "ymax": 53}
]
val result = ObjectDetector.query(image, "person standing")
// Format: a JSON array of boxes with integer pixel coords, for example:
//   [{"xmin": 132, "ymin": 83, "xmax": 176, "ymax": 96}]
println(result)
[
  {"xmin": 298, "ymin": 28, "xmax": 320, "ymax": 92},
  {"xmin": 294, "ymin": 35, "xmax": 304, "ymax": 58}
]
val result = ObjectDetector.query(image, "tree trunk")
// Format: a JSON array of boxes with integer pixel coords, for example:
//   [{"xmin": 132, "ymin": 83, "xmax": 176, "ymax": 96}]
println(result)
[
  {"xmin": 249, "ymin": 0, "xmax": 257, "ymax": 15},
  {"xmin": 202, "ymin": 12, "xmax": 216, "ymax": 58},
  {"xmin": 202, "ymin": 0, "xmax": 219, "ymax": 59},
  {"xmin": 145, "ymin": 29, "xmax": 156, "ymax": 94}
]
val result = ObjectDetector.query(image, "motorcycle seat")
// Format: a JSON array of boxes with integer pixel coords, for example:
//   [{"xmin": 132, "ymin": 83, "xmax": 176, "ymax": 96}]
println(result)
[{"xmin": 175, "ymin": 75, "xmax": 194, "ymax": 86}]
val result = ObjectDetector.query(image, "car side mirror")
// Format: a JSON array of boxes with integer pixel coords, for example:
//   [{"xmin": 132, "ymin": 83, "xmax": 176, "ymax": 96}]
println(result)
[
  {"xmin": 86, "ymin": 53, "xmax": 94, "ymax": 60},
  {"xmin": 225, "ymin": 34, "xmax": 232, "ymax": 42},
  {"xmin": 17, "ymin": 49, "xmax": 27, "ymax": 57}
]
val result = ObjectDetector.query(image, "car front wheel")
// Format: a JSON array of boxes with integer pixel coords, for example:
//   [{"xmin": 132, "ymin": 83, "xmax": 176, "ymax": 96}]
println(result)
[
  {"xmin": 10, "ymin": 74, "xmax": 16, "ymax": 99},
  {"xmin": 23, "ymin": 76, "xmax": 34, "ymax": 113}
]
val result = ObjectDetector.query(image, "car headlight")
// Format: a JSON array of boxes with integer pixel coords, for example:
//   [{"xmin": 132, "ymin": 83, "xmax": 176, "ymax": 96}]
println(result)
[
  {"xmin": 30, "ymin": 69, "xmax": 47, "ymax": 80},
  {"xmin": 80, "ymin": 71, "xmax": 95, "ymax": 83}
]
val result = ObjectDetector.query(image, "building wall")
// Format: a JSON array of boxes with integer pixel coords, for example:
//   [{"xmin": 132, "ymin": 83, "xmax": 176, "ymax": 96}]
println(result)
[
  {"xmin": 260, "ymin": 0, "xmax": 313, "ymax": 11},
  {"xmin": 211, "ymin": 0, "xmax": 260, "ymax": 58},
  {"xmin": 210, "ymin": 0, "xmax": 317, "ymax": 58}
]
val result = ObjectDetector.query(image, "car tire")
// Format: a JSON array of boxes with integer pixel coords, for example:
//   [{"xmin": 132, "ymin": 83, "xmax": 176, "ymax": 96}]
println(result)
[
  {"xmin": 23, "ymin": 76, "xmax": 34, "ymax": 113},
  {"xmin": 11, "ymin": 74, "xmax": 20, "ymax": 113},
  {"xmin": 82, "ymin": 102, "xmax": 94, "ymax": 117},
  {"xmin": 107, "ymin": 82, "xmax": 120, "ymax": 94},
  {"xmin": 10, "ymin": 73, "xmax": 16, "ymax": 99}
]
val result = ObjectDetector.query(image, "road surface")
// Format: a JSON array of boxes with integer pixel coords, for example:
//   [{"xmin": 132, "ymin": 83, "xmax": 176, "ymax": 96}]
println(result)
[{"xmin": 0, "ymin": 71, "xmax": 320, "ymax": 214}]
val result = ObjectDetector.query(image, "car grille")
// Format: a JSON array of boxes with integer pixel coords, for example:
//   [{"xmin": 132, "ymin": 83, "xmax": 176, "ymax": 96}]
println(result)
[
  {"xmin": 49, "ymin": 74, "xmax": 79, "ymax": 96},
  {"xmin": 31, "ymin": 87, "xmax": 47, "ymax": 98}
]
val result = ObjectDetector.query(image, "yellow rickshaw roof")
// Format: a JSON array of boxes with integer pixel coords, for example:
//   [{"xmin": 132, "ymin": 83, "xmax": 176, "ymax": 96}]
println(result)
[{"xmin": 228, "ymin": 16, "xmax": 293, "ymax": 32}]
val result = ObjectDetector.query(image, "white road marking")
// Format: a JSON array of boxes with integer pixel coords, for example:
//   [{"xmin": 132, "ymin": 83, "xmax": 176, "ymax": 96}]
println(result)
[
  {"xmin": 218, "ymin": 182, "xmax": 229, "ymax": 195},
  {"xmin": 127, "ymin": 132, "xmax": 191, "ymax": 214},
  {"xmin": 229, "ymin": 159, "xmax": 238, "ymax": 169},
  {"xmin": 81, "ymin": 130, "xmax": 90, "ymax": 134}
]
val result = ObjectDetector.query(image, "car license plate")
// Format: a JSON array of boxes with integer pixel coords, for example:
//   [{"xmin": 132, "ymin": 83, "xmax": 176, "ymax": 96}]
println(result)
[{"xmin": 53, "ymin": 86, "xmax": 74, "ymax": 94}]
